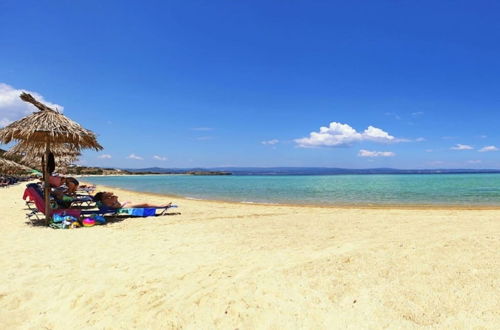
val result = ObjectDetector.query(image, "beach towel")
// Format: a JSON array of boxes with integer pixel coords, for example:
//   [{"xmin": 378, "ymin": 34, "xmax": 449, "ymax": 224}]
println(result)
[{"xmin": 115, "ymin": 208, "xmax": 157, "ymax": 216}]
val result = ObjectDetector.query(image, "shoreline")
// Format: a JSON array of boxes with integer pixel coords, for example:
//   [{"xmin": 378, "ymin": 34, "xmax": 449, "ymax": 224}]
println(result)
[{"xmin": 81, "ymin": 180, "xmax": 500, "ymax": 211}]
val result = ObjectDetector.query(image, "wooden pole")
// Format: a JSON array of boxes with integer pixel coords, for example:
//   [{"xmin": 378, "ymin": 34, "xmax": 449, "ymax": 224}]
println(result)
[{"xmin": 44, "ymin": 140, "xmax": 51, "ymax": 225}]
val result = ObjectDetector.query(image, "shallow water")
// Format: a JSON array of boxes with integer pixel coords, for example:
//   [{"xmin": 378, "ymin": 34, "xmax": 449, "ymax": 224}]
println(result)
[{"xmin": 83, "ymin": 173, "xmax": 500, "ymax": 206}]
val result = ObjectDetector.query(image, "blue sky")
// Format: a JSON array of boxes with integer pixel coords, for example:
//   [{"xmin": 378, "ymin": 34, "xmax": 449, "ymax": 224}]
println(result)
[{"xmin": 1, "ymin": 0, "xmax": 499, "ymax": 169}]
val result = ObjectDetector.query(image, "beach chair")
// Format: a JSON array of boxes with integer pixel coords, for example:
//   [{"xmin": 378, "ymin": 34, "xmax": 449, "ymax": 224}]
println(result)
[
  {"xmin": 27, "ymin": 182, "xmax": 95, "ymax": 209},
  {"xmin": 23, "ymin": 184, "xmax": 83, "ymax": 224},
  {"xmin": 23, "ymin": 183, "xmax": 50, "ymax": 218},
  {"xmin": 95, "ymin": 203, "xmax": 178, "ymax": 217},
  {"xmin": 78, "ymin": 185, "xmax": 96, "ymax": 194},
  {"xmin": 54, "ymin": 192, "xmax": 95, "ymax": 209}
]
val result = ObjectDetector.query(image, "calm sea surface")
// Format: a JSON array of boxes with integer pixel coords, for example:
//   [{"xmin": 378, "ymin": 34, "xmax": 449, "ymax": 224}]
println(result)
[{"xmin": 83, "ymin": 174, "xmax": 500, "ymax": 206}]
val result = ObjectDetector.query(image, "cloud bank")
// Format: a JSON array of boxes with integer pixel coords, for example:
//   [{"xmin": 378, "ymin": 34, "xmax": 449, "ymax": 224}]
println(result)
[
  {"xmin": 451, "ymin": 144, "xmax": 473, "ymax": 150},
  {"xmin": 479, "ymin": 145, "xmax": 498, "ymax": 152},
  {"xmin": 0, "ymin": 83, "xmax": 64, "ymax": 127},
  {"xmin": 295, "ymin": 122, "xmax": 396, "ymax": 148},
  {"xmin": 128, "ymin": 154, "xmax": 143, "ymax": 160}
]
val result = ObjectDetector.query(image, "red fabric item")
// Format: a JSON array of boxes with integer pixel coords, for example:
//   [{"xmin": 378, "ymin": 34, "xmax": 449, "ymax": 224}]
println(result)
[{"xmin": 23, "ymin": 186, "xmax": 81, "ymax": 217}]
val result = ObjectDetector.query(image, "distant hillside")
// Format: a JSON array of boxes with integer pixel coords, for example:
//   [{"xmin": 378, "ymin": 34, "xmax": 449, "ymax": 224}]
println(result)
[
  {"xmin": 65, "ymin": 166, "xmax": 129, "ymax": 175},
  {"xmin": 69, "ymin": 166, "xmax": 231, "ymax": 176}
]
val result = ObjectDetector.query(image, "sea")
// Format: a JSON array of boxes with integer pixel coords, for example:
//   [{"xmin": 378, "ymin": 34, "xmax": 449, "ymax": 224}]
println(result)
[{"xmin": 83, "ymin": 173, "xmax": 500, "ymax": 207}]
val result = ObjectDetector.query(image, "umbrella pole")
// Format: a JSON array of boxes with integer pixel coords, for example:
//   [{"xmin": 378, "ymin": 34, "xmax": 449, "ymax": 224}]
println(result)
[{"xmin": 44, "ymin": 141, "xmax": 51, "ymax": 225}]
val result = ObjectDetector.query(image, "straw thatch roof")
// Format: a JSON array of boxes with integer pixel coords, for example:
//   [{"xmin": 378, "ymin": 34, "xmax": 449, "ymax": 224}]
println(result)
[
  {"xmin": 19, "ymin": 153, "xmax": 78, "ymax": 170},
  {"xmin": 0, "ymin": 156, "xmax": 32, "ymax": 174},
  {"xmin": 6, "ymin": 141, "xmax": 82, "ymax": 158},
  {"xmin": 6, "ymin": 141, "xmax": 82, "ymax": 170},
  {"xmin": 0, "ymin": 93, "xmax": 103, "ymax": 150}
]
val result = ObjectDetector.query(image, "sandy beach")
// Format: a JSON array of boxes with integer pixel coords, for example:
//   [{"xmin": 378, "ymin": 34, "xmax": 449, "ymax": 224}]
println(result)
[{"xmin": 1, "ymin": 182, "xmax": 499, "ymax": 329}]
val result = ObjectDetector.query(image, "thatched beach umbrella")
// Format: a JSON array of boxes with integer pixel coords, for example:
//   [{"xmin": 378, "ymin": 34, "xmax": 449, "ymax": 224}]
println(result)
[
  {"xmin": 0, "ymin": 93, "xmax": 101, "ymax": 148},
  {"xmin": 6, "ymin": 141, "xmax": 81, "ymax": 171},
  {"xmin": 0, "ymin": 156, "xmax": 32, "ymax": 175},
  {"xmin": 0, "ymin": 157, "xmax": 17, "ymax": 174},
  {"xmin": 0, "ymin": 92, "xmax": 102, "ymax": 223},
  {"xmin": 18, "ymin": 153, "xmax": 80, "ymax": 172},
  {"xmin": 6, "ymin": 141, "xmax": 82, "ymax": 158}
]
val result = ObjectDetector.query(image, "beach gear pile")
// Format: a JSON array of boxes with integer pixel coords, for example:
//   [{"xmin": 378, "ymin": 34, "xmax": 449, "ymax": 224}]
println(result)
[
  {"xmin": 49, "ymin": 213, "xmax": 106, "ymax": 229},
  {"xmin": 22, "ymin": 181, "xmax": 179, "ymax": 228}
]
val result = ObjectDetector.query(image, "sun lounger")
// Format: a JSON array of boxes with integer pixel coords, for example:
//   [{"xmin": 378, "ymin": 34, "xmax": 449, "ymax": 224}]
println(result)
[
  {"xmin": 23, "ymin": 183, "xmax": 82, "ymax": 224},
  {"xmin": 95, "ymin": 203, "xmax": 177, "ymax": 217}
]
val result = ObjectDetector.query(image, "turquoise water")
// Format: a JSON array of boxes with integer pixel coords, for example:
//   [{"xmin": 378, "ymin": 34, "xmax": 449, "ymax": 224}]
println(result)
[{"xmin": 83, "ymin": 174, "xmax": 500, "ymax": 206}]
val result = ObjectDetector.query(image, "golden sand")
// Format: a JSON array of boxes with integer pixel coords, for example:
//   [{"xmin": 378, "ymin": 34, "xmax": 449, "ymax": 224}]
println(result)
[{"xmin": 0, "ymin": 182, "xmax": 499, "ymax": 329}]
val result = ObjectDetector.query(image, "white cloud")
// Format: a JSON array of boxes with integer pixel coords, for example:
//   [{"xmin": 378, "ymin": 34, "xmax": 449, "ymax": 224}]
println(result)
[
  {"xmin": 415, "ymin": 137, "xmax": 426, "ymax": 142},
  {"xmin": 0, "ymin": 83, "xmax": 64, "ymax": 127},
  {"xmin": 451, "ymin": 144, "xmax": 473, "ymax": 150},
  {"xmin": 295, "ymin": 122, "xmax": 397, "ymax": 148},
  {"xmin": 262, "ymin": 139, "xmax": 279, "ymax": 145},
  {"xmin": 411, "ymin": 111, "xmax": 424, "ymax": 117},
  {"xmin": 98, "ymin": 154, "xmax": 112, "ymax": 159},
  {"xmin": 127, "ymin": 154, "xmax": 143, "ymax": 160},
  {"xmin": 153, "ymin": 155, "xmax": 167, "ymax": 161},
  {"xmin": 479, "ymin": 145, "xmax": 498, "ymax": 152},
  {"xmin": 358, "ymin": 149, "xmax": 395, "ymax": 157},
  {"xmin": 467, "ymin": 160, "xmax": 482, "ymax": 164}
]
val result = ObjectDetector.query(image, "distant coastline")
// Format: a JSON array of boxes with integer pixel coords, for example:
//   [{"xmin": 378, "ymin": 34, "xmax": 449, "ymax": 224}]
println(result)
[{"xmin": 63, "ymin": 166, "xmax": 232, "ymax": 176}]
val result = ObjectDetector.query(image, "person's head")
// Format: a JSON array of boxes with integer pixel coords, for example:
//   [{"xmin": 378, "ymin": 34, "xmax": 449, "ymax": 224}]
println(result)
[
  {"xmin": 93, "ymin": 191, "xmax": 118, "ymax": 207},
  {"xmin": 66, "ymin": 177, "xmax": 80, "ymax": 188},
  {"xmin": 65, "ymin": 177, "xmax": 79, "ymax": 192},
  {"xmin": 93, "ymin": 192, "xmax": 105, "ymax": 203},
  {"xmin": 49, "ymin": 175, "xmax": 65, "ymax": 187}
]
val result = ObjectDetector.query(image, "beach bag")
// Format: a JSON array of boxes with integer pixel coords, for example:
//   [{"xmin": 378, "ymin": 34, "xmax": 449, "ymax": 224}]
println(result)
[
  {"xmin": 51, "ymin": 214, "xmax": 79, "ymax": 229},
  {"xmin": 87, "ymin": 214, "xmax": 106, "ymax": 225},
  {"xmin": 52, "ymin": 209, "xmax": 81, "ymax": 219}
]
